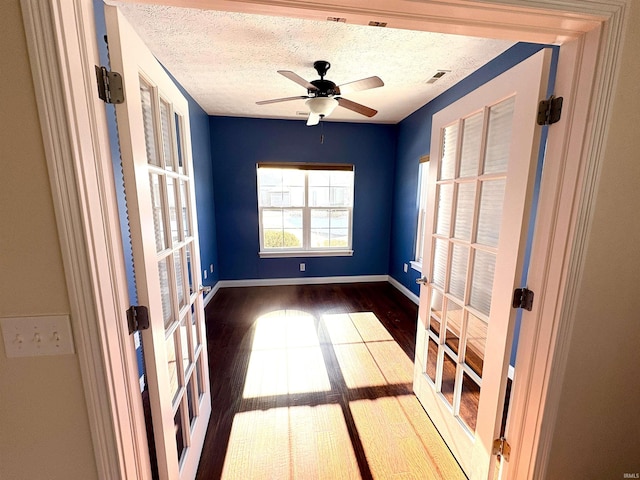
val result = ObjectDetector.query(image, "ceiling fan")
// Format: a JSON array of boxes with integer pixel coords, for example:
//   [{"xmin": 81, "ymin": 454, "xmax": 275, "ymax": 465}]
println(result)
[{"xmin": 256, "ymin": 60, "xmax": 384, "ymax": 126}]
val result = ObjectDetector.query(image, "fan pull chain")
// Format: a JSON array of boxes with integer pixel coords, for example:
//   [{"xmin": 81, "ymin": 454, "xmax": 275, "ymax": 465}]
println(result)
[{"xmin": 320, "ymin": 121, "xmax": 324, "ymax": 144}]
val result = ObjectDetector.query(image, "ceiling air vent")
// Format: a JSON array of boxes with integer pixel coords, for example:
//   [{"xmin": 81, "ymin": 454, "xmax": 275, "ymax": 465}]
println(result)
[
  {"xmin": 327, "ymin": 16, "xmax": 346, "ymax": 22},
  {"xmin": 427, "ymin": 70, "xmax": 450, "ymax": 84},
  {"xmin": 368, "ymin": 21, "xmax": 388, "ymax": 27}
]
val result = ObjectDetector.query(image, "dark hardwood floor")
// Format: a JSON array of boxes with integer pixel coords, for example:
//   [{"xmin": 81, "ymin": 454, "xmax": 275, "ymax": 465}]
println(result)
[{"xmin": 195, "ymin": 282, "xmax": 465, "ymax": 479}]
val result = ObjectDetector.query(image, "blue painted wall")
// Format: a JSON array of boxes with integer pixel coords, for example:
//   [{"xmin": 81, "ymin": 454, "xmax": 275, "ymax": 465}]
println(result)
[
  {"xmin": 388, "ymin": 43, "xmax": 553, "ymax": 298},
  {"xmin": 209, "ymin": 117, "xmax": 397, "ymax": 280}
]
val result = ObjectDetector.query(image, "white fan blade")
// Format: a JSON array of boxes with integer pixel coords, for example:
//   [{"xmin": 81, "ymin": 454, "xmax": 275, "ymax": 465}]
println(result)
[{"xmin": 307, "ymin": 113, "xmax": 321, "ymax": 126}]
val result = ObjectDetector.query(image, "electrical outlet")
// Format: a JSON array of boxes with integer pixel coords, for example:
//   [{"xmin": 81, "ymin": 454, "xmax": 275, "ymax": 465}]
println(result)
[
  {"xmin": 1, "ymin": 315, "xmax": 74, "ymax": 357},
  {"xmin": 403, "ymin": 263, "xmax": 408, "ymax": 273},
  {"xmin": 300, "ymin": 263, "xmax": 306, "ymax": 272}
]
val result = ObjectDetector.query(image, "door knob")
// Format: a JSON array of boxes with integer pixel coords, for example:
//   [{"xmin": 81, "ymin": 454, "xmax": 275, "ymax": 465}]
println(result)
[
  {"xmin": 416, "ymin": 276, "xmax": 429, "ymax": 285},
  {"xmin": 199, "ymin": 285, "xmax": 212, "ymax": 294}
]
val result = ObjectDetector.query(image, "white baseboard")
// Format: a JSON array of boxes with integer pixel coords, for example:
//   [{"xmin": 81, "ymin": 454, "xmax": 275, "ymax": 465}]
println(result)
[
  {"xmin": 207, "ymin": 275, "xmax": 423, "ymax": 307},
  {"xmin": 387, "ymin": 276, "xmax": 420, "ymax": 305},
  {"xmin": 202, "ymin": 282, "xmax": 221, "ymax": 307},
  {"xmin": 217, "ymin": 275, "xmax": 388, "ymax": 288}
]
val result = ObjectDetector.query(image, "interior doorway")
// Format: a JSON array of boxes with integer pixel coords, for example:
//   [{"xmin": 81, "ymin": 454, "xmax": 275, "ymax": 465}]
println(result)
[{"xmin": 24, "ymin": 1, "xmax": 622, "ymax": 478}]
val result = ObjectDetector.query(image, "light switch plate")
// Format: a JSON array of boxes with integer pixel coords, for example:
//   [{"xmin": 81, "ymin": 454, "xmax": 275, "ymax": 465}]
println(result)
[{"xmin": 1, "ymin": 315, "xmax": 75, "ymax": 357}]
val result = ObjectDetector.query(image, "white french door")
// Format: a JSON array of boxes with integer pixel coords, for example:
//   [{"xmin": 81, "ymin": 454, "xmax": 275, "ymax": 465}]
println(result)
[
  {"xmin": 413, "ymin": 49, "xmax": 552, "ymax": 479},
  {"xmin": 105, "ymin": 6, "xmax": 211, "ymax": 480}
]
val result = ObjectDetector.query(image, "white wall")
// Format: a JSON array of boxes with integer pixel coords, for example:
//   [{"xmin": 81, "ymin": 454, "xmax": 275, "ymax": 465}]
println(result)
[
  {"xmin": 0, "ymin": 1, "xmax": 98, "ymax": 478},
  {"xmin": 546, "ymin": 2, "xmax": 640, "ymax": 477}
]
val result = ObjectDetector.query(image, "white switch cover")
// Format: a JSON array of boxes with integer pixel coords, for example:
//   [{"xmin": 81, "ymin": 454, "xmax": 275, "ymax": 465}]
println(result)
[{"xmin": 1, "ymin": 315, "xmax": 75, "ymax": 357}]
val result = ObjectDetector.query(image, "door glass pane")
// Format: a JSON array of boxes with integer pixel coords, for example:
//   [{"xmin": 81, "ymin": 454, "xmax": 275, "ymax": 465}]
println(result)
[
  {"xmin": 196, "ymin": 358, "xmax": 204, "ymax": 399},
  {"xmin": 187, "ymin": 376, "xmax": 196, "ymax": 426},
  {"xmin": 465, "ymin": 313, "xmax": 487, "ymax": 377},
  {"xmin": 158, "ymin": 257, "xmax": 174, "ymax": 329},
  {"xmin": 174, "ymin": 249, "xmax": 186, "ymax": 310},
  {"xmin": 429, "ymin": 315, "xmax": 441, "ymax": 338},
  {"xmin": 180, "ymin": 181, "xmax": 191, "ymax": 238},
  {"xmin": 149, "ymin": 173, "xmax": 167, "ymax": 251},
  {"xmin": 174, "ymin": 403, "xmax": 186, "ymax": 462},
  {"xmin": 449, "ymin": 244, "xmax": 469, "ymax": 300},
  {"xmin": 483, "ymin": 96, "xmax": 515, "ymax": 174},
  {"xmin": 426, "ymin": 338, "xmax": 438, "ymax": 383},
  {"xmin": 166, "ymin": 332, "xmax": 179, "ymax": 402},
  {"xmin": 441, "ymin": 352, "xmax": 457, "ymax": 406},
  {"xmin": 453, "ymin": 182, "xmax": 476, "ymax": 241},
  {"xmin": 476, "ymin": 179, "xmax": 506, "ymax": 247},
  {"xmin": 139, "ymin": 79, "xmax": 160, "ymax": 166},
  {"xmin": 190, "ymin": 305, "xmax": 199, "ymax": 355},
  {"xmin": 175, "ymin": 113, "xmax": 185, "ymax": 175},
  {"xmin": 444, "ymin": 300, "xmax": 463, "ymax": 355},
  {"xmin": 432, "ymin": 239, "xmax": 448, "ymax": 289},
  {"xmin": 470, "ymin": 249, "xmax": 496, "ymax": 316},
  {"xmin": 179, "ymin": 317, "xmax": 190, "ymax": 375},
  {"xmin": 435, "ymin": 183, "xmax": 453, "ymax": 236},
  {"xmin": 159, "ymin": 97, "xmax": 174, "ymax": 171},
  {"xmin": 460, "ymin": 372, "xmax": 481, "ymax": 432},
  {"xmin": 166, "ymin": 176, "xmax": 179, "ymax": 245},
  {"xmin": 440, "ymin": 123, "xmax": 458, "ymax": 180},
  {"xmin": 430, "ymin": 290, "xmax": 442, "ymax": 337},
  {"xmin": 185, "ymin": 242, "xmax": 194, "ymax": 296},
  {"xmin": 460, "ymin": 111, "xmax": 483, "ymax": 177},
  {"xmin": 430, "ymin": 289, "xmax": 444, "ymax": 320}
]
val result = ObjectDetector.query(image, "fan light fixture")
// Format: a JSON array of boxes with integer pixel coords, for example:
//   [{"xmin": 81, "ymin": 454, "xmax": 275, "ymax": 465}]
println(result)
[{"xmin": 306, "ymin": 97, "xmax": 338, "ymax": 117}]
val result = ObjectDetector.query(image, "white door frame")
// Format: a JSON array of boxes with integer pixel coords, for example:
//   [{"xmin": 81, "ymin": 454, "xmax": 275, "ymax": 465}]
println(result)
[{"xmin": 20, "ymin": 0, "xmax": 628, "ymax": 479}]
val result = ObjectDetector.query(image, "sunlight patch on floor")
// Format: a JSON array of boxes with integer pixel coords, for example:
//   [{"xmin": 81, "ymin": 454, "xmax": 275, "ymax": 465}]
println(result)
[
  {"xmin": 324, "ymin": 312, "xmax": 413, "ymax": 388},
  {"xmin": 221, "ymin": 405, "xmax": 361, "ymax": 480},
  {"xmin": 243, "ymin": 310, "xmax": 331, "ymax": 398},
  {"xmin": 226, "ymin": 309, "xmax": 463, "ymax": 479},
  {"xmin": 350, "ymin": 395, "xmax": 466, "ymax": 480}
]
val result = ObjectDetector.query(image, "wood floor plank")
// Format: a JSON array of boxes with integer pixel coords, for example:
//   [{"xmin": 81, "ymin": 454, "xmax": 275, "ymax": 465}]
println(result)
[{"xmin": 196, "ymin": 282, "xmax": 466, "ymax": 480}]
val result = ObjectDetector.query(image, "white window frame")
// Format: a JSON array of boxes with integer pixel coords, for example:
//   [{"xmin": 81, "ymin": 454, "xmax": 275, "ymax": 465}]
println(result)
[
  {"xmin": 411, "ymin": 156, "xmax": 430, "ymax": 272},
  {"xmin": 257, "ymin": 163, "xmax": 355, "ymax": 258}
]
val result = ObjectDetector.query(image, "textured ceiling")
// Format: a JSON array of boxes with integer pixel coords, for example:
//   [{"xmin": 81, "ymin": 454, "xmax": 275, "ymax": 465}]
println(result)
[{"xmin": 108, "ymin": 2, "xmax": 515, "ymax": 124}]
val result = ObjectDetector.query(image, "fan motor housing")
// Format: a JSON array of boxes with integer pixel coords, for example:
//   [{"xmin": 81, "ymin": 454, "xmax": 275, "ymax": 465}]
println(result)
[{"xmin": 309, "ymin": 79, "xmax": 339, "ymax": 97}]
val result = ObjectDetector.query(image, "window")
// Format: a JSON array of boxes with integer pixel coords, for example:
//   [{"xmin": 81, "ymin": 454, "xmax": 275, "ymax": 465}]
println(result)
[
  {"xmin": 411, "ymin": 156, "xmax": 430, "ymax": 272},
  {"xmin": 257, "ymin": 163, "xmax": 354, "ymax": 257}
]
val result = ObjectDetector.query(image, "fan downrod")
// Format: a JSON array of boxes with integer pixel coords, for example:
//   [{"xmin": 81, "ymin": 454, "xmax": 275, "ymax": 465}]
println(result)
[{"xmin": 313, "ymin": 60, "xmax": 331, "ymax": 79}]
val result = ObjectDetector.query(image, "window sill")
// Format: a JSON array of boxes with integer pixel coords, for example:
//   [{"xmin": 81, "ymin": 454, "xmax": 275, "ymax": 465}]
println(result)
[
  {"xmin": 259, "ymin": 249, "xmax": 354, "ymax": 258},
  {"xmin": 410, "ymin": 261, "xmax": 423, "ymax": 273}
]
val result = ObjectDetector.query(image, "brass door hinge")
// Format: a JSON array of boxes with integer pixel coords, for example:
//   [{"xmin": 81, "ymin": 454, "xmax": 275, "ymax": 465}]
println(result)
[{"xmin": 492, "ymin": 437, "xmax": 511, "ymax": 461}]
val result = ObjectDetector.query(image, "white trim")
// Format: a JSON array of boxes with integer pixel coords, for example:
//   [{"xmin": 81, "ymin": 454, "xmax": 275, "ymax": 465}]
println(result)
[
  {"xmin": 409, "ymin": 260, "xmax": 423, "ymax": 273},
  {"xmin": 202, "ymin": 282, "xmax": 221, "ymax": 307},
  {"xmin": 20, "ymin": 0, "xmax": 151, "ymax": 478},
  {"xmin": 28, "ymin": 0, "xmax": 628, "ymax": 479},
  {"xmin": 218, "ymin": 275, "xmax": 388, "ymax": 288},
  {"xmin": 258, "ymin": 249, "xmax": 354, "ymax": 258},
  {"xmin": 388, "ymin": 276, "xmax": 420, "ymax": 305}
]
